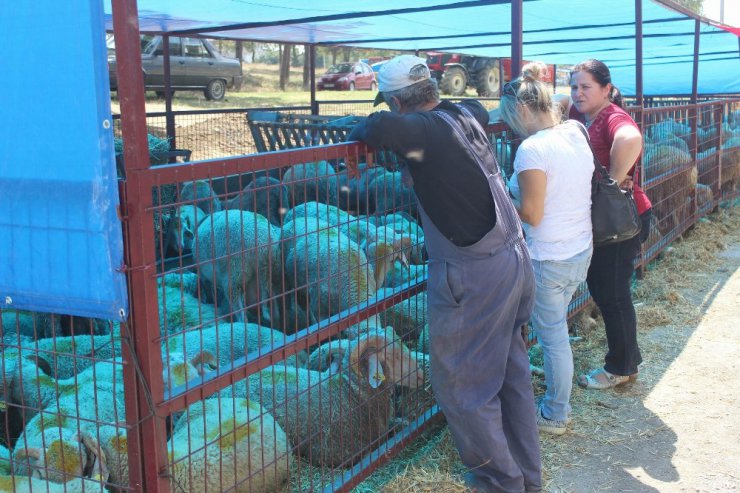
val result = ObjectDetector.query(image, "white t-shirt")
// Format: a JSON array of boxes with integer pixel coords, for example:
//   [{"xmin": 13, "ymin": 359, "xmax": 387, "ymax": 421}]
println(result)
[{"xmin": 508, "ymin": 122, "xmax": 594, "ymax": 261}]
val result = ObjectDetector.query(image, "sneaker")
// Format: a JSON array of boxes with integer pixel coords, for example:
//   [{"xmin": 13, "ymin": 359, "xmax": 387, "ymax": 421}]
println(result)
[{"xmin": 536, "ymin": 405, "xmax": 568, "ymax": 436}]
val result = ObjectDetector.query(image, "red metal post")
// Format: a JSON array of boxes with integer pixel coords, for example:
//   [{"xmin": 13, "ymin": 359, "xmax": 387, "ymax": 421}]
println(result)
[
  {"xmin": 111, "ymin": 0, "xmax": 170, "ymax": 491},
  {"xmin": 511, "ymin": 0, "xmax": 523, "ymax": 77}
]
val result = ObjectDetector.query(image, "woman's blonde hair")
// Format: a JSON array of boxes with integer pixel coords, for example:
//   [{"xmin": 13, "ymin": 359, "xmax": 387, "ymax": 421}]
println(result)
[{"xmin": 500, "ymin": 61, "xmax": 560, "ymax": 137}]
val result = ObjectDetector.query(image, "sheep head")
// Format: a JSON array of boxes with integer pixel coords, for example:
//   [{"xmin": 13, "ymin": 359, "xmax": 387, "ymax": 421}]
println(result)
[
  {"xmin": 366, "ymin": 239, "xmax": 410, "ymax": 288},
  {"xmin": 165, "ymin": 205, "xmax": 205, "ymax": 255},
  {"xmin": 348, "ymin": 332, "xmax": 423, "ymax": 390},
  {"xmin": 14, "ymin": 430, "xmax": 106, "ymax": 484}
]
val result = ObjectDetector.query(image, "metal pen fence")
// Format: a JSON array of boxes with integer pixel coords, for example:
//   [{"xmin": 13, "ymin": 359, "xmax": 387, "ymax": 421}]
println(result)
[{"xmin": 1, "ymin": 97, "xmax": 738, "ymax": 492}]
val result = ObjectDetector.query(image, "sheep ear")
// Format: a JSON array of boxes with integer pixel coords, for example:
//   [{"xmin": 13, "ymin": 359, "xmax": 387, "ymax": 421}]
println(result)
[
  {"xmin": 191, "ymin": 351, "xmax": 218, "ymax": 374},
  {"xmin": 25, "ymin": 354, "xmax": 53, "ymax": 376},
  {"xmin": 348, "ymin": 335, "xmax": 386, "ymax": 381},
  {"xmin": 16, "ymin": 447, "xmax": 41, "ymax": 462},
  {"xmin": 78, "ymin": 431, "xmax": 110, "ymax": 482}
]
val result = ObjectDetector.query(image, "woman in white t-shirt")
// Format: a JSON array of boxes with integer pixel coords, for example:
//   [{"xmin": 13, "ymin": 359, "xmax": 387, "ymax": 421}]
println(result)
[{"xmin": 500, "ymin": 62, "xmax": 594, "ymax": 436}]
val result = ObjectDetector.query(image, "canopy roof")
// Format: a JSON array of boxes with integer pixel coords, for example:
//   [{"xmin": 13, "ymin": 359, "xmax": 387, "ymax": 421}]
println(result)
[{"xmin": 103, "ymin": 0, "xmax": 740, "ymax": 95}]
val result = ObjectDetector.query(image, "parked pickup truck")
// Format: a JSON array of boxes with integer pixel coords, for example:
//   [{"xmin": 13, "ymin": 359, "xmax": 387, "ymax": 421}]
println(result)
[{"xmin": 108, "ymin": 35, "xmax": 243, "ymax": 101}]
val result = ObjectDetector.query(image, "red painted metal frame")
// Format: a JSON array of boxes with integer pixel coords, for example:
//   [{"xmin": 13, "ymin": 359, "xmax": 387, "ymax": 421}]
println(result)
[{"xmin": 112, "ymin": 0, "xmax": 170, "ymax": 491}]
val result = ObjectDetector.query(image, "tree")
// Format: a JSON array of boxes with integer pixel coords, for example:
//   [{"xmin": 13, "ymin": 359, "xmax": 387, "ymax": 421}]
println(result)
[
  {"xmin": 671, "ymin": 0, "xmax": 703, "ymax": 15},
  {"xmin": 303, "ymin": 44, "xmax": 311, "ymax": 91},
  {"xmin": 279, "ymin": 43, "xmax": 292, "ymax": 90}
]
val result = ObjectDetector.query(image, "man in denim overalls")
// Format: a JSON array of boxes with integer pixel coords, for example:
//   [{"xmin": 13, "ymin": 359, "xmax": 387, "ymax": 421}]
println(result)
[{"xmin": 349, "ymin": 55, "xmax": 541, "ymax": 493}]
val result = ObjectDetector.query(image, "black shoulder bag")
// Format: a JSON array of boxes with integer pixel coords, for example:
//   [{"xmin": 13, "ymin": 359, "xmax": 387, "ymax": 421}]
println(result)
[{"xmin": 573, "ymin": 121, "xmax": 641, "ymax": 246}]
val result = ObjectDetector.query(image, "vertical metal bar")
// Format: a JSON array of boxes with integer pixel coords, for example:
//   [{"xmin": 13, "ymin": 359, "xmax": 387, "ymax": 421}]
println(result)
[
  {"xmin": 111, "ymin": 0, "xmax": 169, "ymax": 492},
  {"xmin": 634, "ymin": 0, "xmax": 646, "ymax": 277},
  {"xmin": 511, "ymin": 0, "xmax": 523, "ymax": 77},
  {"xmin": 163, "ymin": 34, "xmax": 176, "ymax": 151},
  {"xmin": 690, "ymin": 20, "xmax": 700, "ymax": 161},
  {"xmin": 553, "ymin": 63, "xmax": 557, "ymax": 91},
  {"xmin": 310, "ymin": 45, "xmax": 318, "ymax": 115},
  {"xmin": 691, "ymin": 19, "xmax": 700, "ymax": 105},
  {"xmin": 635, "ymin": 0, "xmax": 644, "ymax": 106}
]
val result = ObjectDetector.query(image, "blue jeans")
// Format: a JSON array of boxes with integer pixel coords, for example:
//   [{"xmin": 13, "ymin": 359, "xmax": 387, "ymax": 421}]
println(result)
[{"xmin": 531, "ymin": 247, "xmax": 592, "ymax": 421}]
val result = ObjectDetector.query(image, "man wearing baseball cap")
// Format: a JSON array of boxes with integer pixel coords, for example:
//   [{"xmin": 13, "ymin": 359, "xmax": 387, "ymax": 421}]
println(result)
[{"xmin": 349, "ymin": 55, "xmax": 541, "ymax": 493}]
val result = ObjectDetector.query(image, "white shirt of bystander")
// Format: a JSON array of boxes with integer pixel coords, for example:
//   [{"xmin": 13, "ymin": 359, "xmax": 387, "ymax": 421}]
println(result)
[{"xmin": 508, "ymin": 122, "xmax": 594, "ymax": 261}]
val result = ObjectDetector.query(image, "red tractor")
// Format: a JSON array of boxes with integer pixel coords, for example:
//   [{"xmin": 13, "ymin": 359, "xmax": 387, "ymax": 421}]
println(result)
[{"xmin": 426, "ymin": 52, "xmax": 555, "ymax": 97}]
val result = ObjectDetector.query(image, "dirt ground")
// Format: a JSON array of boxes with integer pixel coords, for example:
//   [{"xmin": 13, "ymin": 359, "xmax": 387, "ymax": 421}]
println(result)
[
  {"xmin": 354, "ymin": 206, "xmax": 740, "ymax": 493},
  {"xmin": 547, "ymin": 219, "xmax": 740, "ymax": 492}
]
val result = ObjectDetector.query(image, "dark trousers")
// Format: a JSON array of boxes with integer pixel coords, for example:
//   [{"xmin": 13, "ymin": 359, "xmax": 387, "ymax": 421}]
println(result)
[{"xmin": 586, "ymin": 210, "xmax": 652, "ymax": 376}]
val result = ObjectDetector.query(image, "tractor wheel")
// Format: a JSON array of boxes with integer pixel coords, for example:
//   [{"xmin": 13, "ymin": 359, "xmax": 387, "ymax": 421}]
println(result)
[
  {"xmin": 439, "ymin": 66, "xmax": 467, "ymax": 96},
  {"xmin": 475, "ymin": 61, "xmax": 501, "ymax": 97}
]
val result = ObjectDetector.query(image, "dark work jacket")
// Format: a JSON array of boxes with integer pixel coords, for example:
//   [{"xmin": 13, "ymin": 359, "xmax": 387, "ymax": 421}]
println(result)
[{"xmin": 348, "ymin": 99, "xmax": 496, "ymax": 247}]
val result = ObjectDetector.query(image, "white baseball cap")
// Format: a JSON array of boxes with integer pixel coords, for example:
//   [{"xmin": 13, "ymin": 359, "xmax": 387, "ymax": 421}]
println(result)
[{"xmin": 373, "ymin": 55, "xmax": 431, "ymax": 106}]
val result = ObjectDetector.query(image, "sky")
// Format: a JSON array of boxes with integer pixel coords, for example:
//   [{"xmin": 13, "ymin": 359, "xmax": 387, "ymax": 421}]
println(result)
[{"xmin": 702, "ymin": 0, "xmax": 740, "ymax": 27}]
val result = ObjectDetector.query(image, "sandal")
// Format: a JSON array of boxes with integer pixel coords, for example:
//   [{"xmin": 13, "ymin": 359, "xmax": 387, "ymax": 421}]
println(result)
[{"xmin": 577, "ymin": 368, "xmax": 637, "ymax": 390}]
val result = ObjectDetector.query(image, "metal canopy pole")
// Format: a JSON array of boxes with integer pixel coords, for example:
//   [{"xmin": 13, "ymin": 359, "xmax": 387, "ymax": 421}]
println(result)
[
  {"xmin": 162, "ymin": 35, "xmax": 177, "ymax": 151},
  {"xmin": 511, "ymin": 0, "xmax": 523, "ymax": 77},
  {"xmin": 310, "ymin": 45, "xmax": 318, "ymax": 115},
  {"xmin": 111, "ymin": 0, "xmax": 170, "ymax": 491},
  {"xmin": 635, "ymin": 0, "xmax": 644, "ymax": 107},
  {"xmin": 691, "ymin": 19, "xmax": 700, "ymax": 104}
]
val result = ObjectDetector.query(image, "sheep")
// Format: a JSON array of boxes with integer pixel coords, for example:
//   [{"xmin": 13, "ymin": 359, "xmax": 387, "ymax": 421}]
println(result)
[
  {"xmin": 0, "ymin": 334, "xmax": 122, "ymax": 415},
  {"xmin": 0, "ymin": 310, "xmax": 62, "ymax": 340},
  {"xmin": 0, "ymin": 472, "xmax": 109, "ymax": 493},
  {"xmin": 226, "ymin": 176, "xmax": 290, "ymax": 225},
  {"xmin": 393, "ymin": 351, "xmax": 434, "ymax": 422},
  {"xmin": 12, "ymin": 379, "xmax": 125, "ymax": 485},
  {"xmin": 158, "ymin": 284, "xmax": 217, "ymax": 336},
  {"xmin": 368, "ymin": 171, "xmax": 418, "ymax": 218},
  {"xmin": 168, "ymin": 397, "xmax": 291, "ymax": 493},
  {"xmin": 12, "ymin": 353, "xmax": 205, "ymax": 489},
  {"xmin": 0, "ymin": 444, "xmax": 9, "ymax": 475},
  {"xmin": 282, "ymin": 201, "xmax": 356, "ymax": 229},
  {"xmin": 376, "ymin": 287, "xmax": 428, "ymax": 345},
  {"xmin": 305, "ymin": 339, "xmax": 352, "ymax": 374},
  {"xmin": 162, "ymin": 322, "xmax": 303, "ymax": 374},
  {"xmin": 179, "ymin": 179, "xmax": 222, "ymax": 214},
  {"xmin": 159, "ymin": 271, "xmax": 202, "ymax": 298},
  {"xmin": 281, "ymin": 160, "xmax": 340, "ymax": 208},
  {"xmin": 336, "ymin": 164, "xmax": 386, "ymax": 215},
  {"xmin": 255, "ymin": 331, "xmax": 424, "ymax": 467},
  {"xmin": 7, "ymin": 352, "xmax": 205, "ymax": 432},
  {"xmin": 383, "ymin": 261, "xmax": 427, "ymax": 289},
  {"xmin": 417, "ymin": 323, "xmax": 429, "ymax": 354},
  {"xmin": 195, "ymin": 209, "xmax": 280, "ymax": 324},
  {"xmin": 284, "ymin": 224, "xmax": 381, "ymax": 332},
  {"xmin": 163, "ymin": 204, "xmax": 207, "ymax": 256}
]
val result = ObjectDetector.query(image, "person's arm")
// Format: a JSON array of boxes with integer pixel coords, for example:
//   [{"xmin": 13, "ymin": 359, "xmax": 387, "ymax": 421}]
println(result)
[
  {"xmin": 347, "ymin": 111, "xmax": 428, "ymax": 158},
  {"xmin": 609, "ymin": 124, "xmax": 643, "ymax": 186},
  {"xmin": 515, "ymin": 169, "xmax": 547, "ymax": 226}
]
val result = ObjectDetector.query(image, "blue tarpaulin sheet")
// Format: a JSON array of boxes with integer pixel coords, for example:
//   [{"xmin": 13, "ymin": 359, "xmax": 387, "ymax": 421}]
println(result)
[
  {"xmin": 102, "ymin": 0, "xmax": 739, "ymax": 95},
  {"xmin": 0, "ymin": 1, "xmax": 128, "ymax": 321}
]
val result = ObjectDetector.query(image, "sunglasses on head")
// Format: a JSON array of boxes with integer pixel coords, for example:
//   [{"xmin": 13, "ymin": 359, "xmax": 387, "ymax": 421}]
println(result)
[{"xmin": 503, "ymin": 78, "xmax": 522, "ymax": 97}]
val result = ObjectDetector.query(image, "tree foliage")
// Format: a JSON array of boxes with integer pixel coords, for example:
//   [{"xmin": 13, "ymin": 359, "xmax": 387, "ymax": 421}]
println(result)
[{"xmin": 670, "ymin": 0, "xmax": 703, "ymax": 15}]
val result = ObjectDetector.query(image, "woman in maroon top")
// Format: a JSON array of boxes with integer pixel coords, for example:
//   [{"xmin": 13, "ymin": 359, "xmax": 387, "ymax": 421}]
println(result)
[{"xmin": 559, "ymin": 59, "xmax": 653, "ymax": 390}]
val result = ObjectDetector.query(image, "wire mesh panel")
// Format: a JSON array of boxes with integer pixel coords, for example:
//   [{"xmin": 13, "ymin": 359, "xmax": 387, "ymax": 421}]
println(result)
[
  {"xmin": 109, "ymin": 98, "xmax": 738, "ymax": 492},
  {"xmin": 0, "ymin": 314, "xmax": 136, "ymax": 491},
  {"xmin": 135, "ymin": 137, "xmax": 431, "ymax": 492}
]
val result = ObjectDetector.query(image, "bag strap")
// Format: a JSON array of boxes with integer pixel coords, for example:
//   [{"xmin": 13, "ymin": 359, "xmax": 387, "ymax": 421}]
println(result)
[{"xmin": 570, "ymin": 120, "xmax": 612, "ymax": 183}]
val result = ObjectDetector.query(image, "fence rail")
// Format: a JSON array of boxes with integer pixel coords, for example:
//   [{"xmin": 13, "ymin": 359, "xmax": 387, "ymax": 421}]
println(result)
[{"xmin": 1, "ymin": 98, "xmax": 737, "ymax": 492}]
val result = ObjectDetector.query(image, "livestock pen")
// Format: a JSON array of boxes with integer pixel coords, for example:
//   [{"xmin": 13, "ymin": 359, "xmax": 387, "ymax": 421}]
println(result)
[
  {"xmin": 2, "ymin": 95, "xmax": 738, "ymax": 492},
  {"xmin": 2, "ymin": 0, "xmax": 739, "ymax": 492}
]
